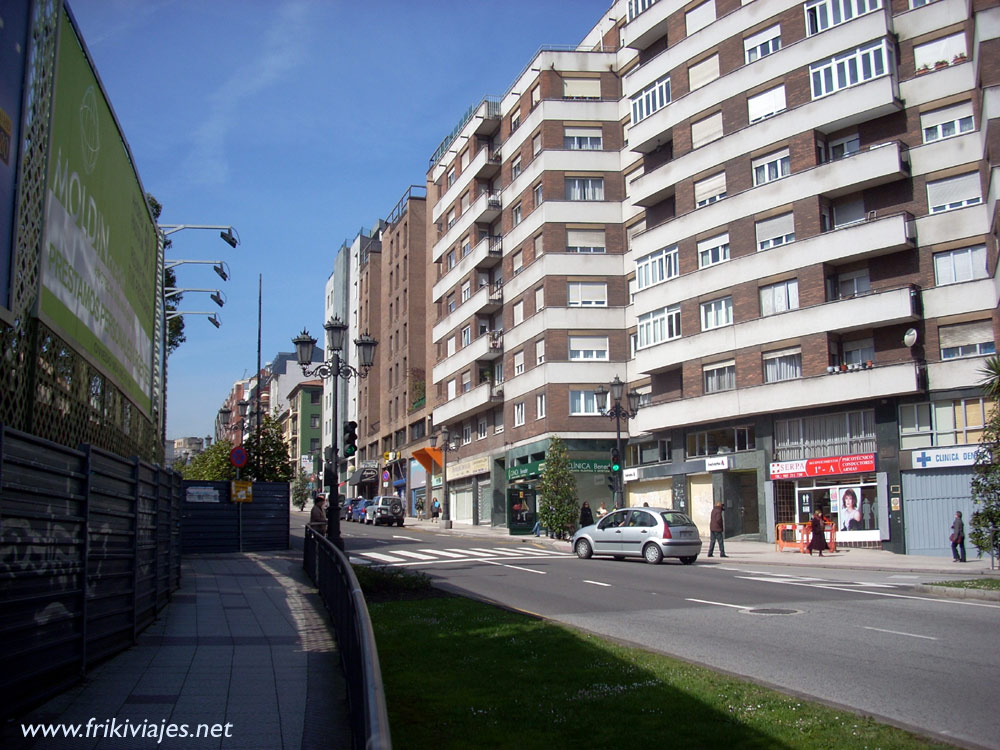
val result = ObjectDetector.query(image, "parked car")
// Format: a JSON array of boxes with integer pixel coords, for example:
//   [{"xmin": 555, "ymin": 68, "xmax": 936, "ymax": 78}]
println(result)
[
  {"xmin": 351, "ymin": 499, "xmax": 373, "ymax": 524},
  {"xmin": 340, "ymin": 498, "xmax": 354, "ymax": 521},
  {"xmin": 368, "ymin": 495, "xmax": 405, "ymax": 527},
  {"xmin": 571, "ymin": 507, "xmax": 701, "ymax": 565}
]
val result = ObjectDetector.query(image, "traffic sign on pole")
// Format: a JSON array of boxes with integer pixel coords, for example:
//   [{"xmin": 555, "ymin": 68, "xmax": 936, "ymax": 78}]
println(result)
[{"xmin": 230, "ymin": 446, "xmax": 248, "ymax": 468}]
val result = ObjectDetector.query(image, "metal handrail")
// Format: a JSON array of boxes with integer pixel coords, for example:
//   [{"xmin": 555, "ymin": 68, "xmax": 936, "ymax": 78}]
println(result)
[{"xmin": 304, "ymin": 527, "xmax": 392, "ymax": 750}]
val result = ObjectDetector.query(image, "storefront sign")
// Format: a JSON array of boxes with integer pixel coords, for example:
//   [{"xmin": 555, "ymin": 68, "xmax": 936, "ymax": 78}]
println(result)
[
  {"xmin": 506, "ymin": 457, "xmax": 613, "ymax": 481},
  {"xmin": 909, "ymin": 446, "xmax": 982, "ymax": 470},
  {"xmin": 360, "ymin": 460, "xmax": 379, "ymax": 469},
  {"xmin": 507, "ymin": 460, "xmax": 543, "ymax": 481},
  {"xmin": 622, "ymin": 467, "xmax": 639, "ymax": 482},
  {"xmin": 769, "ymin": 453, "xmax": 875, "ymax": 480},
  {"xmin": 448, "ymin": 456, "xmax": 491, "ymax": 480},
  {"xmin": 705, "ymin": 456, "xmax": 729, "ymax": 471}
]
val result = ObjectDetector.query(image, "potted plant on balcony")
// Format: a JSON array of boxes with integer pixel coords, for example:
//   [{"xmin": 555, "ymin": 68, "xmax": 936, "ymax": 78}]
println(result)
[
  {"xmin": 915, "ymin": 64, "xmax": 932, "ymax": 75},
  {"xmin": 952, "ymin": 52, "xmax": 967, "ymax": 64},
  {"xmin": 935, "ymin": 59, "xmax": 950, "ymax": 70}
]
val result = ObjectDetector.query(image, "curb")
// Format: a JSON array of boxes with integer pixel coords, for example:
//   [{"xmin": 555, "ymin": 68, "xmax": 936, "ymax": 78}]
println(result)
[{"xmin": 911, "ymin": 583, "xmax": 1000, "ymax": 601}]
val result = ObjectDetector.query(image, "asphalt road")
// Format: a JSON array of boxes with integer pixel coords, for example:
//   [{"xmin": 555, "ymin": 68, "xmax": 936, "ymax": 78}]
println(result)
[{"xmin": 336, "ymin": 519, "xmax": 1000, "ymax": 750}]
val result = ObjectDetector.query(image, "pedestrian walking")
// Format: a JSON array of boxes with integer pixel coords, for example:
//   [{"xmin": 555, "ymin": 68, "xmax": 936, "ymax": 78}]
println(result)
[
  {"xmin": 708, "ymin": 501, "xmax": 728, "ymax": 557},
  {"xmin": 597, "ymin": 501, "xmax": 608, "ymax": 518},
  {"xmin": 951, "ymin": 511, "xmax": 967, "ymax": 562},
  {"xmin": 310, "ymin": 494, "xmax": 328, "ymax": 536},
  {"xmin": 431, "ymin": 497, "xmax": 440, "ymax": 521},
  {"xmin": 808, "ymin": 509, "xmax": 828, "ymax": 556},
  {"xmin": 579, "ymin": 501, "xmax": 594, "ymax": 528}
]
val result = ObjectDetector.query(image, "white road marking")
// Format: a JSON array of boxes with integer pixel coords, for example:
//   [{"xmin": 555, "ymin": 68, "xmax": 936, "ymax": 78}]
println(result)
[
  {"xmin": 584, "ymin": 580, "xmax": 611, "ymax": 587},
  {"xmin": 737, "ymin": 576, "xmax": 1000, "ymax": 608},
  {"xmin": 480, "ymin": 559, "xmax": 546, "ymax": 574},
  {"xmin": 392, "ymin": 550, "xmax": 437, "ymax": 560},
  {"xmin": 469, "ymin": 547, "xmax": 522, "ymax": 557},
  {"xmin": 446, "ymin": 548, "xmax": 493, "ymax": 557},
  {"xmin": 358, "ymin": 552, "xmax": 407, "ymax": 563},
  {"xmin": 686, "ymin": 598, "xmax": 750, "ymax": 610},
  {"xmin": 864, "ymin": 626, "xmax": 938, "ymax": 641},
  {"xmin": 419, "ymin": 548, "xmax": 466, "ymax": 558},
  {"xmin": 392, "ymin": 535, "xmax": 420, "ymax": 541},
  {"xmin": 889, "ymin": 575, "xmax": 920, "ymax": 579}
]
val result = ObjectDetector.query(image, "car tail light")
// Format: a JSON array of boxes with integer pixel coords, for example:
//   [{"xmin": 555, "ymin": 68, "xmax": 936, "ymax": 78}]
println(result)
[{"xmin": 662, "ymin": 524, "xmax": 673, "ymax": 540}]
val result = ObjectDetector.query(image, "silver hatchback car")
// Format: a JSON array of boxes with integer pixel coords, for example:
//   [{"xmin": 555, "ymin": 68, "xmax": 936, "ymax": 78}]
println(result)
[{"xmin": 572, "ymin": 507, "xmax": 702, "ymax": 565}]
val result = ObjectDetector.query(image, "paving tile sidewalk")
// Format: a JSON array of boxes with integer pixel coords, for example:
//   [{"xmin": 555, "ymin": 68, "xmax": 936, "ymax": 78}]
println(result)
[{"xmin": 4, "ymin": 552, "xmax": 351, "ymax": 750}]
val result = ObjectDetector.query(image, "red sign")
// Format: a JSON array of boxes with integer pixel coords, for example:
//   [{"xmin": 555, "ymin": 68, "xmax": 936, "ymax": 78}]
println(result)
[
  {"xmin": 769, "ymin": 453, "xmax": 875, "ymax": 480},
  {"xmin": 230, "ymin": 446, "xmax": 248, "ymax": 468}
]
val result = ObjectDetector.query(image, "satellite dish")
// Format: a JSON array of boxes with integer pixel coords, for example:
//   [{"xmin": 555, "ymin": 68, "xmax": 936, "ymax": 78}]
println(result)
[{"xmin": 903, "ymin": 328, "xmax": 918, "ymax": 348}]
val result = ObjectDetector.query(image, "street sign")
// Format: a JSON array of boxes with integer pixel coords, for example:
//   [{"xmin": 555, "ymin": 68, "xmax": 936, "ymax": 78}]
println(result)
[
  {"xmin": 231, "ymin": 480, "xmax": 252, "ymax": 503},
  {"xmin": 382, "ymin": 470, "xmax": 390, "ymax": 481},
  {"xmin": 230, "ymin": 446, "xmax": 248, "ymax": 468}
]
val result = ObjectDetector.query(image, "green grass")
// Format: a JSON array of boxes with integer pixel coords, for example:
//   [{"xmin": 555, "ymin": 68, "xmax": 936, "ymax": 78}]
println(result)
[
  {"xmin": 364, "ymin": 577, "xmax": 955, "ymax": 750},
  {"xmin": 926, "ymin": 577, "xmax": 1000, "ymax": 591}
]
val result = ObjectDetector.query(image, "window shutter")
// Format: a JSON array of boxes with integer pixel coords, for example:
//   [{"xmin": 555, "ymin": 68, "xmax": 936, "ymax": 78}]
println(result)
[
  {"xmin": 939, "ymin": 320, "xmax": 992, "ymax": 348},
  {"xmin": 755, "ymin": 212, "xmax": 794, "ymax": 245},
  {"xmin": 744, "ymin": 25, "xmax": 780, "ymax": 53},
  {"xmin": 691, "ymin": 112, "xmax": 723, "ymax": 148},
  {"xmin": 697, "ymin": 232, "xmax": 729, "ymax": 254},
  {"xmin": 564, "ymin": 126, "xmax": 602, "ymax": 139},
  {"xmin": 914, "ymin": 33, "xmax": 967, "ymax": 70},
  {"xmin": 694, "ymin": 172, "xmax": 726, "ymax": 203},
  {"xmin": 748, "ymin": 85, "xmax": 786, "ymax": 122},
  {"xmin": 920, "ymin": 101, "xmax": 973, "ymax": 130},
  {"xmin": 685, "ymin": 0, "xmax": 716, "ymax": 35},
  {"xmin": 927, "ymin": 172, "xmax": 980, "ymax": 207},
  {"xmin": 764, "ymin": 346, "xmax": 801, "ymax": 360},
  {"xmin": 833, "ymin": 195, "xmax": 865, "ymax": 227},
  {"xmin": 752, "ymin": 148, "xmax": 789, "ymax": 171},
  {"xmin": 688, "ymin": 54, "xmax": 720, "ymax": 90},
  {"xmin": 563, "ymin": 78, "xmax": 601, "ymax": 99},
  {"xmin": 567, "ymin": 229, "xmax": 606, "ymax": 249}
]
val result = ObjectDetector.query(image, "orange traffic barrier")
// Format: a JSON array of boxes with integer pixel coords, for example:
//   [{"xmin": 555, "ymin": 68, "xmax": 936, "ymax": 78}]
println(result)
[{"xmin": 775, "ymin": 522, "xmax": 837, "ymax": 553}]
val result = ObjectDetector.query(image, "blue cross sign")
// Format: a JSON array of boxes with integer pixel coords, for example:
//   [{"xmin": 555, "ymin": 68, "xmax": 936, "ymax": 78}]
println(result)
[{"xmin": 914, "ymin": 451, "xmax": 932, "ymax": 468}]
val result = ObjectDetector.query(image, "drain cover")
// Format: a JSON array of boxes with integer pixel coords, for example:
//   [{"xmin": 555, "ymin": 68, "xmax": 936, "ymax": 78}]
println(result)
[{"xmin": 743, "ymin": 607, "xmax": 800, "ymax": 616}]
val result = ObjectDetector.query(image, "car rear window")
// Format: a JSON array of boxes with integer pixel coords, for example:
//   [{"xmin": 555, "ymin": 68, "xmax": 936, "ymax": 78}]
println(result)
[{"xmin": 660, "ymin": 512, "xmax": 694, "ymax": 526}]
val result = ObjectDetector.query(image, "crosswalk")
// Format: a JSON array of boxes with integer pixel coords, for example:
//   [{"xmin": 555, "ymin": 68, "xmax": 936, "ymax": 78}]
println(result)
[{"xmin": 350, "ymin": 546, "xmax": 570, "ymax": 567}]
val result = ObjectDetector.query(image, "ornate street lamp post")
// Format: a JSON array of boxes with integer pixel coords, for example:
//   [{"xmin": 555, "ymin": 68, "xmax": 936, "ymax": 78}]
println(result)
[
  {"xmin": 594, "ymin": 375, "xmax": 642, "ymax": 509},
  {"xmin": 292, "ymin": 317, "xmax": 377, "ymax": 550},
  {"xmin": 428, "ymin": 428, "xmax": 456, "ymax": 530}
]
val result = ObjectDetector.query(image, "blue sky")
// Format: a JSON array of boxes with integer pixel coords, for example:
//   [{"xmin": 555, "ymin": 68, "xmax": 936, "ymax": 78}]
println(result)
[{"xmin": 67, "ymin": 0, "xmax": 612, "ymax": 441}]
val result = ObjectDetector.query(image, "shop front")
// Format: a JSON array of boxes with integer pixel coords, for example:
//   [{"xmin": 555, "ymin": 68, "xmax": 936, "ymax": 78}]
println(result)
[{"xmin": 901, "ymin": 446, "xmax": 980, "ymax": 557}]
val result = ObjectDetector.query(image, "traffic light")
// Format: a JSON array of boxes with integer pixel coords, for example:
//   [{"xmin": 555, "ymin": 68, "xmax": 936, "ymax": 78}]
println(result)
[
  {"xmin": 343, "ymin": 421, "xmax": 358, "ymax": 457},
  {"xmin": 610, "ymin": 447, "xmax": 621, "ymax": 473}
]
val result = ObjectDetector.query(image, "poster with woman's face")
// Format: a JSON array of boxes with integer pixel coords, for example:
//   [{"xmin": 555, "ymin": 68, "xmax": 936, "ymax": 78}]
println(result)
[{"xmin": 833, "ymin": 487, "xmax": 863, "ymax": 532}]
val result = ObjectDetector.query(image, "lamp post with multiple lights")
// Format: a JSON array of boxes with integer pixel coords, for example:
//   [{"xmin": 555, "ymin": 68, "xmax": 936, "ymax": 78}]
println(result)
[
  {"xmin": 217, "ymin": 398, "xmax": 253, "ymax": 477},
  {"xmin": 428, "ymin": 428, "xmax": 457, "ymax": 529},
  {"xmin": 594, "ymin": 375, "xmax": 642, "ymax": 509},
  {"xmin": 292, "ymin": 317, "xmax": 377, "ymax": 550}
]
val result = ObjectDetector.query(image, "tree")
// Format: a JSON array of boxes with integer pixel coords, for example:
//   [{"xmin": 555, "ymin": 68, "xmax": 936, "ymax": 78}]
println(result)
[
  {"xmin": 243, "ymin": 414, "xmax": 293, "ymax": 482},
  {"xmin": 536, "ymin": 436, "xmax": 579, "ymax": 539},
  {"xmin": 970, "ymin": 359, "xmax": 1000, "ymax": 557},
  {"xmin": 147, "ymin": 194, "xmax": 186, "ymax": 356},
  {"xmin": 179, "ymin": 439, "xmax": 237, "ymax": 481},
  {"xmin": 291, "ymin": 469, "xmax": 311, "ymax": 511}
]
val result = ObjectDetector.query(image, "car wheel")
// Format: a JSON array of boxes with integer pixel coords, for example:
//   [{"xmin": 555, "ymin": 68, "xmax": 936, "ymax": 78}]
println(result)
[
  {"xmin": 397, "ymin": 519, "xmax": 404, "ymax": 527},
  {"xmin": 643, "ymin": 544, "xmax": 663, "ymax": 565},
  {"xmin": 575, "ymin": 538, "xmax": 593, "ymax": 559},
  {"xmin": 680, "ymin": 555, "xmax": 697, "ymax": 565}
]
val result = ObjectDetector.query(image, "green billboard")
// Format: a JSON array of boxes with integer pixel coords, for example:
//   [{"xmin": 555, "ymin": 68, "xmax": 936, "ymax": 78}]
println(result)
[{"xmin": 38, "ymin": 8, "xmax": 157, "ymax": 414}]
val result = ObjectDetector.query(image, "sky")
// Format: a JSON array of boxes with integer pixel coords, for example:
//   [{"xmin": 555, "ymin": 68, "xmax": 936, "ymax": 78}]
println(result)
[{"xmin": 67, "ymin": 0, "xmax": 613, "ymax": 441}]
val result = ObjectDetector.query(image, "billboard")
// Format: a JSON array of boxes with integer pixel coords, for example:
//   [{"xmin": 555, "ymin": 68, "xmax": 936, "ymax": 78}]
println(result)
[{"xmin": 38, "ymin": 8, "xmax": 157, "ymax": 414}]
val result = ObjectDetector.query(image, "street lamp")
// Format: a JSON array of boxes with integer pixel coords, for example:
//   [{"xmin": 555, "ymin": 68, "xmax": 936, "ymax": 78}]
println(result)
[
  {"xmin": 595, "ymin": 375, "xmax": 642, "ymax": 509},
  {"xmin": 292, "ymin": 317, "xmax": 378, "ymax": 550},
  {"xmin": 428, "ymin": 428, "xmax": 457, "ymax": 529}
]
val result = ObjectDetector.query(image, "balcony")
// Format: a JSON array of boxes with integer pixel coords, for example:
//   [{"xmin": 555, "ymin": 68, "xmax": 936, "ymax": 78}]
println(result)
[
  {"xmin": 475, "ymin": 148, "xmax": 502, "ymax": 180},
  {"xmin": 432, "ymin": 332, "xmax": 503, "ymax": 385},
  {"xmin": 432, "ymin": 381, "xmax": 496, "ymax": 425},
  {"xmin": 432, "ymin": 191, "xmax": 502, "ymax": 264},
  {"xmin": 432, "ymin": 234, "xmax": 503, "ymax": 303}
]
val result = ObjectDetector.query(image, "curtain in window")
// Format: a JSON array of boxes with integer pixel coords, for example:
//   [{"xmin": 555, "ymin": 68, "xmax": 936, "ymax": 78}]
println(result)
[{"xmin": 764, "ymin": 349, "xmax": 801, "ymax": 382}]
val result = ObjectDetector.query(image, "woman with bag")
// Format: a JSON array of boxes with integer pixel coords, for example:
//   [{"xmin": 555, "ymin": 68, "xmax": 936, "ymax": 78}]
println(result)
[{"xmin": 950, "ymin": 511, "xmax": 966, "ymax": 562}]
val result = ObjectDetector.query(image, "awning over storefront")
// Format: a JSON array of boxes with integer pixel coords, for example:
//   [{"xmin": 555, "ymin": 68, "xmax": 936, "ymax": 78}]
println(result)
[
  {"xmin": 348, "ymin": 468, "xmax": 379, "ymax": 486},
  {"xmin": 412, "ymin": 446, "xmax": 443, "ymax": 473}
]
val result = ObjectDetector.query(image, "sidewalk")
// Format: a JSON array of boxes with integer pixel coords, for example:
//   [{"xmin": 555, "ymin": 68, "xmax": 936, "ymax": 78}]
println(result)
[
  {"xmin": 3, "ymin": 552, "xmax": 351, "ymax": 750},
  {"xmin": 401, "ymin": 515, "xmax": 1000, "ymax": 576}
]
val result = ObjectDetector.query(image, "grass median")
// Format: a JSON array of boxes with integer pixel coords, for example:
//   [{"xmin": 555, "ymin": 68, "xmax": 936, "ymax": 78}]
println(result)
[
  {"xmin": 360, "ymin": 566, "xmax": 953, "ymax": 750},
  {"xmin": 926, "ymin": 577, "xmax": 1000, "ymax": 591}
]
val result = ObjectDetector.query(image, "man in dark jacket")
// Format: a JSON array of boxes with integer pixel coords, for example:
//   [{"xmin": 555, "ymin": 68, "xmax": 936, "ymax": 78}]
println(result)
[
  {"xmin": 708, "ymin": 501, "xmax": 728, "ymax": 557},
  {"xmin": 951, "ymin": 511, "xmax": 966, "ymax": 562},
  {"xmin": 310, "ymin": 495, "xmax": 328, "ymax": 536}
]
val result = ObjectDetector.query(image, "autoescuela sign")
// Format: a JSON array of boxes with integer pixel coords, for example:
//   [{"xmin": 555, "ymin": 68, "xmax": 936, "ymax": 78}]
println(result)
[{"xmin": 769, "ymin": 453, "xmax": 875, "ymax": 480}]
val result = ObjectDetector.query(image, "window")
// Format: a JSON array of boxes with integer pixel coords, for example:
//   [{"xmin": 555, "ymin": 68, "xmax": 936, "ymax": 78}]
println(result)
[
  {"xmin": 631, "ymin": 75, "xmax": 670, "ymax": 124},
  {"xmin": 478, "ymin": 417, "xmax": 488, "ymax": 440},
  {"xmin": 760, "ymin": 278, "xmax": 799, "ymax": 315},
  {"xmin": 763, "ymin": 347, "xmax": 802, "ymax": 382},
  {"xmin": 446, "ymin": 209, "xmax": 456, "ymax": 229},
  {"xmin": 744, "ymin": 25, "xmax": 781, "ymax": 63},
  {"xmin": 564, "ymin": 127, "xmax": 602, "ymax": 150},
  {"xmin": 461, "ymin": 237, "xmax": 471, "ymax": 257},
  {"xmin": 685, "ymin": 0, "xmax": 715, "ymax": 36},
  {"xmin": 694, "ymin": 172, "xmax": 726, "ymax": 206},
  {"xmin": 823, "ymin": 133, "xmax": 860, "ymax": 162},
  {"xmin": 921, "ymin": 102, "xmax": 974, "ymax": 143},
  {"xmin": 461, "ymin": 192, "xmax": 470, "ymax": 213},
  {"xmin": 900, "ymin": 397, "xmax": 992, "ymax": 449},
  {"xmin": 775, "ymin": 409, "xmax": 874, "ymax": 459},
  {"xmin": 636, "ymin": 245, "xmax": 679, "ymax": 289},
  {"xmin": 568, "ymin": 282, "xmax": 608, "ymax": 307},
  {"xmin": 940, "ymin": 320, "xmax": 996, "ymax": 359},
  {"xmin": 628, "ymin": 0, "xmax": 658, "ymax": 22},
  {"xmin": 810, "ymin": 40, "xmax": 892, "ymax": 98},
  {"xmin": 512, "ymin": 203, "xmax": 523, "ymax": 225},
  {"xmin": 914, "ymin": 33, "xmax": 967, "ymax": 72},
  {"xmin": 637, "ymin": 305, "xmax": 681, "ymax": 348},
  {"xmin": 494, "ymin": 406, "xmax": 504, "ymax": 433},
  {"xmin": 697, "ymin": 232, "xmax": 730, "ymax": 268},
  {"xmin": 563, "ymin": 77, "xmax": 601, "ymax": 99},
  {"xmin": 513, "ymin": 300, "xmax": 524, "ymax": 326},
  {"xmin": 511, "ymin": 111, "xmax": 520, "ymax": 131},
  {"xmin": 687, "ymin": 426, "xmax": 755, "ymax": 457},
  {"xmin": 461, "ymin": 281, "xmax": 471, "ymax": 303},
  {"xmin": 535, "ymin": 286, "xmax": 545, "ymax": 311},
  {"xmin": 462, "ymin": 423, "xmax": 472, "ymax": 444},
  {"xmin": 703, "ymin": 360, "xmax": 736, "ymax": 393},
  {"xmin": 934, "ymin": 245, "xmax": 987, "ymax": 285},
  {"xmin": 461, "ymin": 325, "xmax": 471, "ymax": 346},
  {"xmin": 567, "ymin": 229, "xmax": 606, "ymax": 253},
  {"xmin": 513, "ymin": 250, "xmax": 523, "ymax": 275},
  {"xmin": 536, "ymin": 338, "xmax": 545, "ymax": 364},
  {"xmin": 569, "ymin": 336, "xmax": 609, "ymax": 360},
  {"xmin": 701, "ymin": 297, "xmax": 733, "ymax": 330},
  {"xmin": 691, "ymin": 112, "xmax": 723, "ymax": 149},
  {"xmin": 514, "ymin": 350, "xmax": 525, "ymax": 376},
  {"xmin": 310, "ymin": 438, "xmax": 320, "ymax": 452},
  {"xmin": 566, "ymin": 177, "xmax": 604, "ymax": 201},
  {"xmin": 570, "ymin": 390, "xmax": 607, "ymax": 415},
  {"xmin": 447, "ymin": 167, "xmax": 456, "ymax": 187},
  {"xmin": 806, "ymin": 0, "xmax": 882, "ymax": 36},
  {"xmin": 831, "ymin": 194, "xmax": 865, "ymax": 228},
  {"xmin": 310, "ymin": 414, "xmax": 321, "ymax": 428},
  {"xmin": 446, "ymin": 250, "xmax": 456, "ymax": 270},
  {"xmin": 461, "ymin": 370, "xmax": 472, "ymax": 393},
  {"xmin": 835, "ymin": 268, "xmax": 871, "ymax": 298},
  {"xmin": 447, "ymin": 379, "xmax": 457, "ymax": 399},
  {"xmin": 688, "ymin": 54, "xmax": 720, "ymax": 91},
  {"xmin": 842, "ymin": 337, "xmax": 874, "ymax": 365},
  {"xmin": 747, "ymin": 85, "xmax": 786, "ymax": 122},
  {"xmin": 753, "ymin": 148, "xmax": 790, "ymax": 185},
  {"xmin": 530, "ymin": 85, "xmax": 540, "ymax": 108},
  {"xmin": 532, "ymin": 133, "xmax": 541, "ymax": 156},
  {"xmin": 536, "ymin": 393, "xmax": 546, "ymax": 419},
  {"xmin": 927, "ymin": 172, "xmax": 982, "ymax": 213},
  {"xmin": 446, "ymin": 292, "xmax": 456, "ymax": 312},
  {"xmin": 533, "ymin": 183, "xmax": 543, "ymax": 206},
  {"xmin": 756, "ymin": 212, "xmax": 795, "ymax": 250},
  {"xmin": 512, "ymin": 156, "xmax": 522, "ymax": 179},
  {"xmin": 461, "ymin": 149, "xmax": 470, "ymax": 170}
]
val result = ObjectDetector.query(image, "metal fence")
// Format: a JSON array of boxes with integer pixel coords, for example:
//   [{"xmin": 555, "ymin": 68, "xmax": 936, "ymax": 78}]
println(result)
[
  {"xmin": 303, "ymin": 527, "xmax": 391, "ymax": 750},
  {"xmin": 180, "ymin": 481, "xmax": 289, "ymax": 553},
  {"xmin": 0, "ymin": 424, "xmax": 182, "ymax": 721}
]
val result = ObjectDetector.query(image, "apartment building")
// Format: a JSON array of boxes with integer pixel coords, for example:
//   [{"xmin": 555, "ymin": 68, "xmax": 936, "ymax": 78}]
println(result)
[
  {"xmin": 620, "ymin": 0, "xmax": 998, "ymax": 554},
  {"xmin": 285, "ymin": 379, "xmax": 323, "ymax": 481}
]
